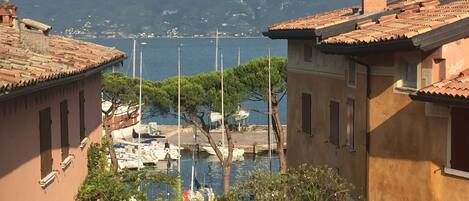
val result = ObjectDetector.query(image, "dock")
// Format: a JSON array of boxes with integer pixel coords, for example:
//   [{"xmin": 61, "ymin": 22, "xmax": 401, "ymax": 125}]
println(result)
[{"xmin": 159, "ymin": 125, "xmax": 287, "ymax": 155}]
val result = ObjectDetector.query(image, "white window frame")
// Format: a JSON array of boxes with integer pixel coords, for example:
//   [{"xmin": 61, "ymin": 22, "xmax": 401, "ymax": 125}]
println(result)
[
  {"xmin": 346, "ymin": 97, "xmax": 355, "ymax": 152},
  {"xmin": 394, "ymin": 54, "xmax": 421, "ymax": 94}
]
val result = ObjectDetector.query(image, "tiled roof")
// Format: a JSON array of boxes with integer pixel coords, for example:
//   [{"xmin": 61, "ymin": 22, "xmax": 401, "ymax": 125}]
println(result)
[
  {"xmin": 324, "ymin": 0, "xmax": 469, "ymax": 45},
  {"xmin": 417, "ymin": 69, "xmax": 469, "ymax": 98},
  {"xmin": 0, "ymin": 25, "xmax": 125, "ymax": 95},
  {"xmin": 267, "ymin": 0, "xmax": 432, "ymax": 31},
  {"xmin": 268, "ymin": 7, "xmax": 362, "ymax": 31}
]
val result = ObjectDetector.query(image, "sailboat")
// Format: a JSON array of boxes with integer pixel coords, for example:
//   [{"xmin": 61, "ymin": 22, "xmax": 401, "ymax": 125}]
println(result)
[{"xmin": 202, "ymin": 51, "xmax": 245, "ymax": 159}]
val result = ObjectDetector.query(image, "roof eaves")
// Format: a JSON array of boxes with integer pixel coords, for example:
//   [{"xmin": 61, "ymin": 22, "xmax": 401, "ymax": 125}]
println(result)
[
  {"xmin": 262, "ymin": 29, "xmax": 317, "ymax": 40},
  {"xmin": 0, "ymin": 56, "xmax": 124, "ymax": 102},
  {"xmin": 412, "ymin": 16, "xmax": 469, "ymax": 51},
  {"xmin": 410, "ymin": 92, "xmax": 469, "ymax": 106},
  {"xmin": 317, "ymin": 38, "xmax": 415, "ymax": 55}
]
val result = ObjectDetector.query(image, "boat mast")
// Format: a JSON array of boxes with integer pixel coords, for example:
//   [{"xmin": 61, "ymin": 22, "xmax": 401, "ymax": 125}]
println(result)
[
  {"xmin": 215, "ymin": 29, "xmax": 219, "ymax": 72},
  {"xmin": 268, "ymin": 48, "xmax": 273, "ymax": 173},
  {"xmin": 132, "ymin": 39, "xmax": 136, "ymax": 78},
  {"xmin": 139, "ymin": 51, "xmax": 143, "ymax": 141},
  {"xmin": 177, "ymin": 47, "xmax": 181, "ymax": 173},
  {"xmin": 221, "ymin": 51, "xmax": 225, "ymax": 155},
  {"xmin": 237, "ymin": 47, "xmax": 241, "ymax": 66}
]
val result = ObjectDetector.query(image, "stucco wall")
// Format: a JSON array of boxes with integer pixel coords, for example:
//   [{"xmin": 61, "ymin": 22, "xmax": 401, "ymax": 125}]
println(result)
[
  {"xmin": 0, "ymin": 74, "xmax": 103, "ymax": 201},
  {"xmin": 366, "ymin": 38, "xmax": 469, "ymax": 201},
  {"xmin": 287, "ymin": 40, "xmax": 368, "ymax": 197},
  {"xmin": 287, "ymin": 37, "xmax": 469, "ymax": 200}
]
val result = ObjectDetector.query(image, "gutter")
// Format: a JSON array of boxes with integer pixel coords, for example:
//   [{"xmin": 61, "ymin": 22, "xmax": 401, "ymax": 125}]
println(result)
[
  {"xmin": 348, "ymin": 56, "xmax": 370, "ymax": 199},
  {"xmin": 0, "ymin": 58, "xmax": 124, "ymax": 102},
  {"xmin": 410, "ymin": 92, "xmax": 469, "ymax": 107}
]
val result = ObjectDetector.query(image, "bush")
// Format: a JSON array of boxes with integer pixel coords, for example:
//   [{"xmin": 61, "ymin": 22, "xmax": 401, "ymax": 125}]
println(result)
[
  {"xmin": 76, "ymin": 142, "xmax": 181, "ymax": 201},
  {"xmin": 220, "ymin": 164, "xmax": 355, "ymax": 201}
]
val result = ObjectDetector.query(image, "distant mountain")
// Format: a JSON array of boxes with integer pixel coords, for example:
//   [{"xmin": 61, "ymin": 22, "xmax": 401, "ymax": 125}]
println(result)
[{"xmin": 15, "ymin": 0, "xmax": 358, "ymax": 38}]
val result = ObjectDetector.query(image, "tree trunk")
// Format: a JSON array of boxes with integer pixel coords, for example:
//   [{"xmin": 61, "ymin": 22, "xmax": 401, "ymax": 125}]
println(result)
[
  {"xmin": 103, "ymin": 115, "xmax": 118, "ymax": 173},
  {"xmin": 271, "ymin": 94, "xmax": 287, "ymax": 174},
  {"xmin": 189, "ymin": 117, "xmax": 234, "ymax": 192},
  {"xmin": 223, "ymin": 125, "xmax": 234, "ymax": 192}
]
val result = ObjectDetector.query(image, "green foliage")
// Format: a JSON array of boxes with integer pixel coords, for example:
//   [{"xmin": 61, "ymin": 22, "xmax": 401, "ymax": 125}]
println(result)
[
  {"xmin": 234, "ymin": 56, "xmax": 287, "ymax": 101},
  {"xmin": 220, "ymin": 164, "xmax": 355, "ymax": 201},
  {"xmin": 77, "ymin": 141, "xmax": 180, "ymax": 201},
  {"xmin": 102, "ymin": 72, "xmax": 171, "ymax": 116},
  {"xmin": 157, "ymin": 69, "xmax": 247, "ymax": 124}
]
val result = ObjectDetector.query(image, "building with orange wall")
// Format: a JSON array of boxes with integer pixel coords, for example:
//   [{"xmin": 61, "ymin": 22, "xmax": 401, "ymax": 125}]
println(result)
[
  {"xmin": 265, "ymin": 0, "xmax": 469, "ymax": 200},
  {"xmin": 0, "ymin": 2, "xmax": 125, "ymax": 201}
]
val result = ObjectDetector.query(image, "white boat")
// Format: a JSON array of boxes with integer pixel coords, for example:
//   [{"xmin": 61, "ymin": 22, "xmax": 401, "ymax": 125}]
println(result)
[
  {"xmin": 201, "ymin": 146, "xmax": 245, "ymax": 158},
  {"xmin": 115, "ymin": 140, "xmax": 181, "ymax": 161},
  {"xmin": 110, "ymin": 148, "xmax": 145, "ymax": 170},
  {"xmin": 187, "ymin": 187, "xmax": 216, "ymax": 201}
]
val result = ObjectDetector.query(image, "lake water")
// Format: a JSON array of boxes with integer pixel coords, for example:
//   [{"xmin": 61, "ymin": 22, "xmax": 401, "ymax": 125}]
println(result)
[
  {"xmin": 146, "ymin": 151, "xmax": 279, "ymax": 198},
  {"xmin": 89, "ymin": 38, "xmax": 288, "ymax": 125}
]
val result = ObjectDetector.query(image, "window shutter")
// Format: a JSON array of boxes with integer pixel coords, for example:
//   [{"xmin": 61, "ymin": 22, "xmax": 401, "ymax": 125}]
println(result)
[
  {"xmin": 346, "ymin": 98, "xmax": 355, "ymax": 149},
  {"xmin": 39, "ymin": 108, "xmax": 53, "ymax": 178},
  {"xmin": 330, "ymin": 101, "xmax": 339, "ymax": 146},
  {"xmin": 302, "ymin": 93, "xmax": 311, "ymax": 135},
  {"xmin": 451, "ymin": 107, "xmax": 469, "ymax": 172},
  {"xmin": 60, "ymin": 100, "xmax": 69, "ymax": 161},
  {"xmin": 79, "ymin": 91, "xmax": 85, "ymax": 141}
]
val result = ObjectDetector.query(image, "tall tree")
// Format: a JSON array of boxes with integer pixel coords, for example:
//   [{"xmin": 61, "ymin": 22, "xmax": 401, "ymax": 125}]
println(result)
[
  {"xmin": 234, "ymin": 57, "xmax": 288, "ymax": 173},
  {"xmin": 101, "ymin": 72, "xmax": 169, "ymax": 172},
  {"xmin": 157, "ymin": 70, "xmax": 246, "ymax": 192}
]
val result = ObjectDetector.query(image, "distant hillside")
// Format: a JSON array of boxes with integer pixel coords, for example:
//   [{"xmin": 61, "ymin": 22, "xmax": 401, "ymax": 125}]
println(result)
[{"xmin": 15, "ymin": 0, "xmax": 358, "ymax": 38}]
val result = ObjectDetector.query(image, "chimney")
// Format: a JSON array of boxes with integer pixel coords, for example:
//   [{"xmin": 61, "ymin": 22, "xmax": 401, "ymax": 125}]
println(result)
[
  {"xmin": 19, "ymin": 19, "xmax": 52, "ymax": 54},
  {"xmin": 0, "ymin": 0, "xmax": 17, "ymax": 27},
  {"xmin": 362, "ymin": 0, "xmax": 387, "ymax": 14}
]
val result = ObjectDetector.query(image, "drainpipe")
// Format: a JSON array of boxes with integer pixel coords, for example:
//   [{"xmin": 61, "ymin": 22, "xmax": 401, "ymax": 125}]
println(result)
[{"xmin": 348, "ymin": 56, "xmax": 371, "ymax": 199}]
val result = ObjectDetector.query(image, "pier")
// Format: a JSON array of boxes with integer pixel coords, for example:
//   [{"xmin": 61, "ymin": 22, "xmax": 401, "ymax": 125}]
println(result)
[{"xmin": 156, "ymin": 124, "xmax": 287, "ymax": 154}]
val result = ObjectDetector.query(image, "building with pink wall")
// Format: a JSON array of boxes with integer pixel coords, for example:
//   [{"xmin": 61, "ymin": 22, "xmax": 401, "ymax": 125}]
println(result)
[{"xmin": 0, "ymin": 2, "xmax": 125, "ymax": 200}]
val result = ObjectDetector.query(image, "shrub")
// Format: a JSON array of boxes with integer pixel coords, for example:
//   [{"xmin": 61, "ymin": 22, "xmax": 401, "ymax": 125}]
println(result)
[
  {"xmin": 220, "ymin": 164, "xmax": 355, "ymax": 201},
  {"xmin": 76, "ymin": 142, "xmax": 181, "ymax": 201}
]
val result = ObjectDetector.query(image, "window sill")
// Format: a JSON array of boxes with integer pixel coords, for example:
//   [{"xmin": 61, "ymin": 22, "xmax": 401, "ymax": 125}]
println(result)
[
  {"xmin": 39, "ymin": 171, "xmax": 57, "ymax": 188},
  {"xmin": 61, "ymin": 155, "xmax": 74, "ymax": 170},
  {"xmin": 394, "ymin": 86, "xmax": 417, "ymax": 94},
  {"xmin": 444, "ymin": 167, "xmax": 469, "ymax": 179},
  {"xmin": 80, "ymin": 137, "xmax": 89, "ymax": 149}
]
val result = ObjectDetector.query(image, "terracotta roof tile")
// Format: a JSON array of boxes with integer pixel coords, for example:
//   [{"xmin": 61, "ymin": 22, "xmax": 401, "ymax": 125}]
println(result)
[
  {"xmin": 418, "ymin": 69, "xmax": 469, "ymax": 98},
  {"xmin": 268, "ymin": 7, "xmax": 362, "ymax": 31},
  {"xmin": 0, "ymin": 25, "xmax": 125, "ymax": 95},
  {"xmin": 323, "ymin": 0, "xmax": 469, "ymax": 45},
  {"xmin": 267, "ymin": 0, "xmax": 436, "ymax": 32}
]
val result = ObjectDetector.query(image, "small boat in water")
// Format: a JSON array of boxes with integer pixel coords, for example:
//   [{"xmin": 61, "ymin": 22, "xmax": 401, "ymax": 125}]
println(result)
[{"xmin": 201, "ymin": 146, "xmax": 245, "ymax": 159}]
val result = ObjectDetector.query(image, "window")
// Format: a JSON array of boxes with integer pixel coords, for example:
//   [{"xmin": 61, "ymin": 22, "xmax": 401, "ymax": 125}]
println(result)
[
  {"xmin": 447, "ymin": 107, "xmax": 469, "ymax": 173},
  {"xmin": 79, "ymin": 90, "xmax": 85, "ymax": 141},
  {"xmin": 39, "ymin": 107, "xmax": 53, "ymax": 179},
  {"xmin": 330, "ymin": 101, "xmax": 340, "ymax": 146},
  {"xmin": 348, "ymin": 61, "xmax": 356, "ymax": 87},
  {"xmin": 302, "ymin": 93, "xmax": 312, "ymax": 135},
  {"xmin": 399, "ymin": 61, "xmax": 418, "ymax": 89},
  {"xmin": 304, "ymin": 44, "xmax": 312, "ymax": 62},
  {"xmin": 60, "ymin": 100, "xmax": 69, "ymax": 161},
  {"xmin": 346, "ymin": 98, "xmax": 355, "ymax": 150}
]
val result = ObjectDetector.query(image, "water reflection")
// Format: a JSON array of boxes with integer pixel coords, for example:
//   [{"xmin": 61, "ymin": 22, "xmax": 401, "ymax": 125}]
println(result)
[{"xmin": 147, "ymin": 150, "xmax": 280, "ymax": 198}]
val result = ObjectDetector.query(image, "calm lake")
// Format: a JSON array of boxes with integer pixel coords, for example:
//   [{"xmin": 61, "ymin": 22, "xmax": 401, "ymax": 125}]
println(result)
[{"xmin": 89, "ymin": 38, "xmax": 288, "ymax": 125}]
